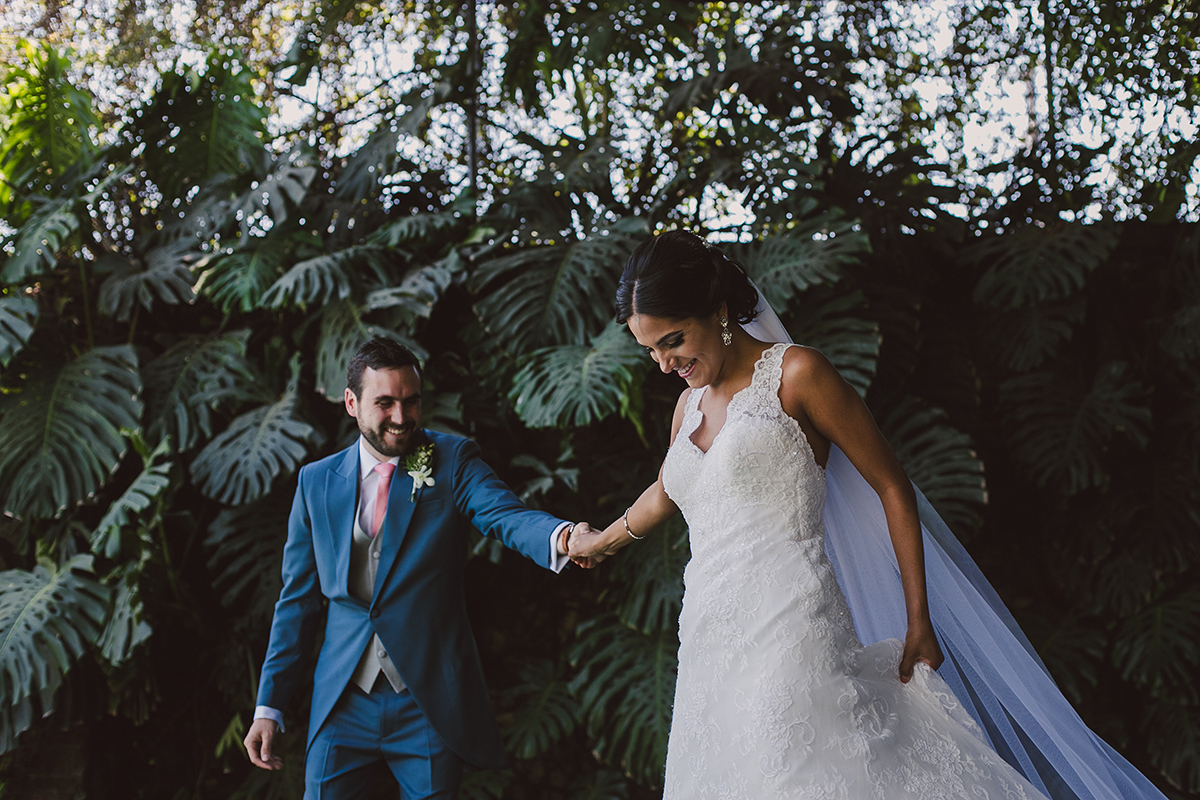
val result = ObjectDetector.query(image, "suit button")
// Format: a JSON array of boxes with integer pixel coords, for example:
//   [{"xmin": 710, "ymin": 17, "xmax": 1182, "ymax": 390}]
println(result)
[
  {"xmin": 372, "ymin": 551, "xmax": 380, "ymax": 559},
  {"xmin": 370, "ymin": 609, "xmax": 380, "ymax": 618},
  {"xmin": 377, "ymin": 650, "xmax": 387, "ymax": 659}
]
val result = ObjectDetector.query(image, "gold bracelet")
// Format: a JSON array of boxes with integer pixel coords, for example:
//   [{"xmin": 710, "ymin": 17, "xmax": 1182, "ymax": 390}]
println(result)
[{"xmin": 623, "ymin": 507, "xmax": 644, "ymax": 540}]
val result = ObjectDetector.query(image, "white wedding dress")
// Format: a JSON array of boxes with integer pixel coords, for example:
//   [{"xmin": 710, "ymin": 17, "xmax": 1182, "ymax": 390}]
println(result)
[{"xmin": 660, "ymin": 342, "xmax": 1046, "ymax": 800}]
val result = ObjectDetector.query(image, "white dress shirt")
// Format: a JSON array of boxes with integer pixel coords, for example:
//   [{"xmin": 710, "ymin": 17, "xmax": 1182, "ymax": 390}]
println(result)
[{"xmin": 254, "ymin": 437, "xmax": 572, "ymax": 728}]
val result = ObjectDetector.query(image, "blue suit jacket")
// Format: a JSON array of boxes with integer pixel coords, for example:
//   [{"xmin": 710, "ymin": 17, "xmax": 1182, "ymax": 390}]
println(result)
[{"xmin": 255, "ymin": 430, "xmax": 563, "ymax": 768}]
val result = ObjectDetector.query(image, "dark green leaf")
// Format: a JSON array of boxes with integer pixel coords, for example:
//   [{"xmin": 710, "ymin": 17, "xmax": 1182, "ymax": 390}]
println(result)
[
  {"xmin": 969, "ymin": 223, "xmax": 1119, "ymax": 309},
  {"xmin": 1001, "ymin": 361, "xmax": 1152, "ymax": 495},
  {"xmin": 985, "ymin": 297, "xmax": 1086, "ymax": 372},
  {"xmin": 568, "ymin": 769, "xmax": 629, "ymax": 800},
  {"xmin": 91, "ymin": 437, "xmax": 172, "ymax": 559},
  {"xmin": 510, "ymin": 321, "xmax": 646, "ymax": 429},
  {"xmin": 609, "ymin": 516, "xmax": 688, "ymax": 634},
  {"xmin": 0, "ymin": 294, "xmax": 38, "ymax": 369},
  {"xmin": 190, "ymin": 386, "xmax": 321, "ymax": 506},
  {"xmin": 0, "ymin": 555, "xmax": 110, "ymax": 754},
  {"xmin": 0, "ymin": 345, "xmax": 142, "ymax": 519},
  {"xmin": 97, "ymin": 238, "xmax": 198, "ymax": 321},
  {"xmin": 1112, "ymin": 585, "xmax": 1200, "ymax": 701},
  {"xmin": 196, "ymin": 244, "xmax": 287, "ymax": 314},
  {"xmin": 204, "ymin": 492, "xmax": 288, "ymax": 622},
  {"xmin": 783, "ymin": 286, "xmax": 880, "ymax": 397},
  {"xmin": 569, "ymin": 618, "xmax": 677, "ymax": 787},
  {"xmin": 260, "ymin": 244, "xmax": 390, "ymax": 309},
  {"xmin": 500, "ymin": 659, "xmax": 577, "ymax": 759}
]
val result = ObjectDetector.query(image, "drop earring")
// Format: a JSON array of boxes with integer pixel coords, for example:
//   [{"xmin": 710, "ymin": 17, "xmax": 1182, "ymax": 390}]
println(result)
[{"xmin": 720, "ymin": 316, "xmax": 732, "ymax": 346}]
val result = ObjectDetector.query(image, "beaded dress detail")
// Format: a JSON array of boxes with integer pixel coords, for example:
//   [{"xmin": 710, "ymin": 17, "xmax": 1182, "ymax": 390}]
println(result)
[{"xmin": 659, "ymin": 343, "xmax": 1045, "ymax": 800}]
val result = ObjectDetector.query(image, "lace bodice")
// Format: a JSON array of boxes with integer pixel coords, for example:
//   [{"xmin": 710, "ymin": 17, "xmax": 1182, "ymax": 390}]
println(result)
[
  {"xmin": 657, "ymin": 342, "xmax": 1043, "ymax": 800},
  {"xmin": 663, "ymin": 342, "xmax": 826, "ymax": 558}
]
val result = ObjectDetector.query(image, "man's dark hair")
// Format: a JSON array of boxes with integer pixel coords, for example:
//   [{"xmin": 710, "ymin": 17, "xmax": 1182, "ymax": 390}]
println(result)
[{"xmin": 346, "ymin": 337, "xmax": 422, "ymax": 398}]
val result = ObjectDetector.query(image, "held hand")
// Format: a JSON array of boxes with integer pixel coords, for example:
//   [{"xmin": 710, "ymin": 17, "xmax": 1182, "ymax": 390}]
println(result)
[
  {"xmin": 567, "ymin": 522, "xmax": 608, "ymax": 568},
  {"xmin": 898, "ymin": 617, "xmax": 944, "ymax": 684},
  {"xmin": 244, "ymin": 718, "xmax": 283, "ymax": 770}
]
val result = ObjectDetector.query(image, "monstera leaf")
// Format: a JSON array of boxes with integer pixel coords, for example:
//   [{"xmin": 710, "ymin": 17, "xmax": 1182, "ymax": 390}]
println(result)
[
  {"xmin": 0, "ymin": 194, "xmax": 79, "ymax": 283},
  {"xmin": 91, "ymin": 436, "xmax": 173, "ymax": 559},
  {"xmin": 509, "ymin": 321, "xmax": 646, "ymax": 430},
  {"xmin": 472, "ymin": 224, "xmax": 639, "ymax": 355},
  {"xmin": 0, "ymin": 346, "xmax": 142, "ymax": 519},
  {"xmin": 570, "ymin": 618, "xmax": 677, "ymax": 787},
  {"xmin": 499, "ymin": 659, "xmax": 578, "ymax": 759},
  {"xmin": 1142, "ymin": 698, "xmax": 1200, "ymax": 792},
  {"xmin": 97, "ymin": 238, "xmax": 198, "ymax": 321},
  {"xmin": 96, "ymin": 568, "xmax": 152, "ymax": 667},
  {"xmin": 204, "ymin": 491, "xmax": 289, "ymax": 622},
  {"xmin": 142, "ymin": 331, "xmax": 264, "ymax": 451},
  {"xmin": 190, "ymin": 381, "xmax": 321, "ymax": 506},
  {"xmin": 365, "ymin": 254, "xmax": 463, "ymax": 323},
  {"xmin": 228, "ymin": 152, "xmax": 316, "ymax": 229},
  {"xmin": 728, "ymin": 211, "xmax": 870, "ymax": 308},
  {"xmin": 1112, "ymin": 585, "xmax": 1200, "ymax": 701},
  {"xmin": 260, "ymin": 244, "xmax": 391, "ymax": 309},
  {"xmin": 877, "ymin": 399, "xmax": 988, "ymax": 535},
  {"xmin": 968, "ymin": 222, "xmax": 1119, "ymax": 309},
  {"xmin": 369, "ymin": 209, "xmax": 464, "ymax": 248},
  {"xmin": 0, "ymin": 555, "xmax": 110, "ymax": 754},
  {"xmin": 195, "ymin": 243, "xmax": 287, "ymax": 314},
  {"xmin": 984, "ymin": 297, "xmax": 1086, "ymax": 372},
  {"xmin": 610, "ymin": 516, "xmax": 689, "ymax": 634},
  {"xmin": 314, "ymin": 300, "xmax": 426, "ymax": 401},
  {"xmin": 1019, "ymin": 613, "xmax": 1106, "ymax": 706},
  {"xmin": 0, "ymin": 294, "xmax": 38, "ymax": 369},
  {"xmin": 784, "ymin": 286, "xmax": 880, "ymax": 397},
  {"xmin": 1000, "ymin": 361, "xmax": 1152, "ymax": 495}
]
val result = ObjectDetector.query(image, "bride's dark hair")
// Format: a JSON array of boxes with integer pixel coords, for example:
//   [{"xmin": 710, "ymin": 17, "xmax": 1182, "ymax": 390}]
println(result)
[{"xmin": 615, "ymin": 230, "xmax": 760, "ymax": 325}]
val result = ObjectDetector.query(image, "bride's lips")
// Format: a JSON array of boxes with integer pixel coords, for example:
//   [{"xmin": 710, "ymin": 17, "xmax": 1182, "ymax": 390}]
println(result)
[{"xmin": 677, "ymin": 359, "xmax": 697, "ymax": 379}]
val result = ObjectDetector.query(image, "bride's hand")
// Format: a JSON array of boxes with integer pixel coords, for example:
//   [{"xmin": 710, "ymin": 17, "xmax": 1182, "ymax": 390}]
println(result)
[{"xmin": 899, "ymin": 617, "xmax": 944, "ymax": 683}]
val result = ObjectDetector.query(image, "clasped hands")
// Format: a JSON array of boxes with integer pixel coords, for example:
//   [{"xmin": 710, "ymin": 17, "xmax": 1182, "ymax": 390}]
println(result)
[{"xmin": 564, "ymin": 521, "xmax": 619, "ymax": 569}]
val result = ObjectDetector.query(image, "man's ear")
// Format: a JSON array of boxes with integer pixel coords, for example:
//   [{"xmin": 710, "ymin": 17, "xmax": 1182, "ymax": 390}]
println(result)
[{"xmin": 344, "ymin": 387, "xmax": 358, "ymax": 418}]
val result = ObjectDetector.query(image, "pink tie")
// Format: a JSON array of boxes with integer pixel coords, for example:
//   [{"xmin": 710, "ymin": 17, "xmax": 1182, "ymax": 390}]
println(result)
[{"xmin": 372, "ymin": 462, "xmax": 396, "ymax": 537}]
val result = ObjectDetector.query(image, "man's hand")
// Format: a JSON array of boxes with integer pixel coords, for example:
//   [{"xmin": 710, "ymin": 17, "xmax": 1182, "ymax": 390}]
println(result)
[
  {"xmin": 244, "ymin": 718, "xmax": 283, "ymax": 770},
  {"xmin": 568, "ymin": 522, "xmax": 610, "ymax": 568}
]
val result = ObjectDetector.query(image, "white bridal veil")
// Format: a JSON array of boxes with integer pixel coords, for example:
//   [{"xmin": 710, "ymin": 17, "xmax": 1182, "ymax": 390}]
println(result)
[{"xmin": 741, "ymin": 288, "xmax": 1167, "ymax": 800}]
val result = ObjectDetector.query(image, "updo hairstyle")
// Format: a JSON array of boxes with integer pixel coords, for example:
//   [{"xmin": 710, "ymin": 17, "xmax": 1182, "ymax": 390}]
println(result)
[{"xmin": 615, "ymin": 230, "xmax": 759, "ymax": 326}]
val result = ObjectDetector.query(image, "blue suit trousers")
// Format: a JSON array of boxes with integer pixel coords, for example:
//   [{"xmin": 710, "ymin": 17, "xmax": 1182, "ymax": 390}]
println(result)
[{"xmin": 304, "ymin": 682, "xmax": 463, "ymax": 800}]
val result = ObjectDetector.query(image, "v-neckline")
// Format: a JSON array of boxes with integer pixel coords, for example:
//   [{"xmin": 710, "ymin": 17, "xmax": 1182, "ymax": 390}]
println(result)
[{"xmin": 686, "ymin": 344, "xmax": 780, "ymax": 455}]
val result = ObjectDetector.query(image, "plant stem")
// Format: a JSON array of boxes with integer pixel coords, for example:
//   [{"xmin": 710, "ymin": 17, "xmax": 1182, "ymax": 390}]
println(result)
[{"xmin": 78, "ymin": 259, "xmax": 94, "ymax": 350}]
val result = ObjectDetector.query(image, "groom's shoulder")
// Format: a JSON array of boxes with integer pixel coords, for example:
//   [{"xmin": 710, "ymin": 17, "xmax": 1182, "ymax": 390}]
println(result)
[
  {"xmin": 298, "ymin": 442, "xmax": 356, "ymax": 479},
  {"xmin": 424, "ymin": 428, "xmax": 470, "ymax": 456}
]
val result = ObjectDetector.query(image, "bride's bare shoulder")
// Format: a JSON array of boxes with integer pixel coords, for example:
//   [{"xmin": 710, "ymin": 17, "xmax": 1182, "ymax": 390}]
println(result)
[
  {"xmin": 779, "ymin": 345, "xmax": 845, "ymax": 408},
  {"xmin": 669, "ymin": 387, "xmax": 694, "ymax": 443}
]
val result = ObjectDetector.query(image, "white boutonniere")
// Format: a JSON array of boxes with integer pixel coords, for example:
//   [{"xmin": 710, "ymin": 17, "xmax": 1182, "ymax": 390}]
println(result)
[{"xmin": 405, "ymin": 443, "xmax": 435, "ymax": 501}]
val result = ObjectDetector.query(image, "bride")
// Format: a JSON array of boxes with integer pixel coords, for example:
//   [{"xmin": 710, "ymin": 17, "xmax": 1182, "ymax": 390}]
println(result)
[{"xmin": 567, "ymin": 230, "xmax": 1168, "ymax": 799}]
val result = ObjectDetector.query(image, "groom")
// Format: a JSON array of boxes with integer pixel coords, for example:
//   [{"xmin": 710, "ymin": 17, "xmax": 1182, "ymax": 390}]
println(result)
[{"xmin": 243, "ymin": 338, "xmax": 587, "ymax": 798}]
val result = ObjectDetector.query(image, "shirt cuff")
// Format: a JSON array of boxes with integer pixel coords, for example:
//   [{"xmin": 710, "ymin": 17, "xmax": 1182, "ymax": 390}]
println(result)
[
  {"xmin": 548, "ymin": 522, "xmax": 572, "ymax": 573},
  {"xmin": 254, "ymin": 706, "xmax": 285, "ymax": 732}
]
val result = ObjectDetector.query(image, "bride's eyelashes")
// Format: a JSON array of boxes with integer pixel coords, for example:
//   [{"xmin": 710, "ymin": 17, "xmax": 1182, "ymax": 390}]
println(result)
[{"xmin": 645, "ymin": 337, "xmax": 684, "ymax": 358}]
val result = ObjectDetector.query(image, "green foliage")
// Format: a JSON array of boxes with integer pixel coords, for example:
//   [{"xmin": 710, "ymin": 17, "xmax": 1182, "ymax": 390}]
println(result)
[
  {"xmin": 204, "ymin": 492, "xmax": 289, "ymax": 627},
  {"xmin": 142, "ymin": 331, "xmax": 263, "ymax": 451},
  {"xmin": 609, "ymin": 516, "xmax": 688, "ymax": 635},
  {"xmin": 1142, "ymin": 699, "xmax": 1200, "ymax": 792},
  {"xmin": 1000, "ymin": 361, "xmax": 1152, "ymax": 495},
  {"xmin": 472, "ymin": 223, "xmax": 641, "ymax": 354},
  {"xmin": 509, "ymin": 321, "xmax": 646, "ymax": 429},
  {"xmin": 196, "ymin": 242, "xmax": 288, "ymax": 314},
  {"xmin": 96, "ymin": 238, "xmax": 198, "ymax": 322},
  {"xmin": 0, "ymin": 41, "xmax": 98, "ymax": 209},
  {"xmin": 0, "ymin": 294, "xmax": 37, "ymax": 369},
  {"xmin": 133, "ymin": 50, "xmax": 266, "ymax": 200},
  {"xmin": 570, "ymin": 618, "xmax": 677, "ymax": 787},
  {"xmin": 969, "ymin": 223, "xmax": 1120, "ymax": 309},
  {"xmin": 0, "ymin": 193, "xmax": 79, "ymax": 283},
  {"xmin": 96, "ymin": 568, "xmax": 152, "ymax": 667},
  {"xmin": 985, "ymin": 298, "xmax": 1086, "ymax": 372},
  {"xmin": 260, "ymin": 244, "xmax": 390, "ymax": 309},
  {"xmin": 729, "ymin": 213, "xmax": 872, "ymax": 309},
  {"xmin": 877, "ymin": 400, "xmax": 988, "ymax": 535},
  {"xmin": 0, "ymin": 555, "xmax": 109, "ymax": 754},
  {"xmin": 190, "ymin": 379, "xmax": 321, "ymax": 506},
  {"xmin": 0, "ymin": 346, "xmax": 142, "ymax": 519},
  {"xmin": 1112, "ymin": 586, "xmax": 1200, "ymax": 701},
  {"xmin": 784, "ymin": 286, "xmax": 881, "ymax": 397},
  {"xmin": 90, "ymin": 436, "xmax": 172, "ymax": 559},
  {"xmin": 568, "ymin": 769, "xmax": 629, "ymax": 800},
  {"xmin": 500, "ymin": 660, "xmax": 578, "ymax": 759}
]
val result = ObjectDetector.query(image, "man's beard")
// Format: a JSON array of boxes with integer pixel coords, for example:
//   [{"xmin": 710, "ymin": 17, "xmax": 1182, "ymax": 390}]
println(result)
[{"xmin": 360, "ymin": 421, "xmax": 416, "ymax": 458}]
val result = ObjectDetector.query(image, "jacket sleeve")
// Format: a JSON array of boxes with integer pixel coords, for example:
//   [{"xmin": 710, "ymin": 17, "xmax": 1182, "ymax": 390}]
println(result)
[
  {"xmin": 450, "ymin": 437, "xmax": 567, "ymax": 570},
  {"xmin": 255, "ymin": 466, "xmax": 325, "ymax": 711}
]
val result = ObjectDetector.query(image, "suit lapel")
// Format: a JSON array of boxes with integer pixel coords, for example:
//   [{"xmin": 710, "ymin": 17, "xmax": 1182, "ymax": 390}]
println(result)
[
  {"xmin": 371, "ymin": 436, "xmax": 424, "ymax": 606},
  {"xmin": 325, "ymin": 445, "xmax": 359, "ymax": 598}
]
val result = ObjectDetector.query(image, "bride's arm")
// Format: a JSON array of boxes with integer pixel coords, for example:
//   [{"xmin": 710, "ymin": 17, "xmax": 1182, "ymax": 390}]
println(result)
[
  {"xmin": 779, "ymin": 346, "xmax": 944, "ymax": 682},
  {"xmin": 568, "ymin": 389, "xmax": 688, "ymax": 563}
]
